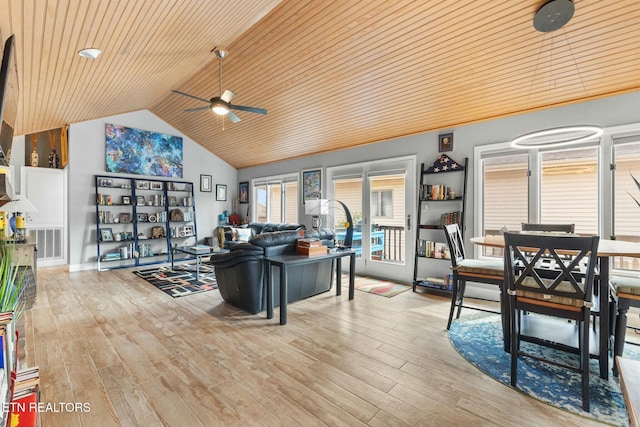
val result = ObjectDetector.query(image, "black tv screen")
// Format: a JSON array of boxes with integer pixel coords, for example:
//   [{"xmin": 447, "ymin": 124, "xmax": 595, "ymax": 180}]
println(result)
[{"xmin": 0, "ymin": 34, "xmax": 18, "ymax": 166}]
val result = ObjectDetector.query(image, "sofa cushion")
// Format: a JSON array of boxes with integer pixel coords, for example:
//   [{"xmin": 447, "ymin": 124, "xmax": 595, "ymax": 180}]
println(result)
[
  {"xmin": 234, "ymin": 227, "xmax": 253, "ymax": 242},
  {"xmin": 249, "ymin": 230, "xmax": 302, "ymax": 248}
]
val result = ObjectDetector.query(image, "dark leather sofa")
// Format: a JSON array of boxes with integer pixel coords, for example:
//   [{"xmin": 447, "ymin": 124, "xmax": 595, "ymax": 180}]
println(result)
[
  {"xmin": 207, "ymin": 227, "xmax": 335, "ymax": 314},
  {"xmin": 222, "ymin": 222, "xmax": 305, "ymax": 249}
]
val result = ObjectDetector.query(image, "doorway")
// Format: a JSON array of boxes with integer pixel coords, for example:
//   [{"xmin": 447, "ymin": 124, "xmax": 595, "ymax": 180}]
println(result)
[{"xmin": 326, "ymin": 156, "xmax": 415, "ymax": 282}]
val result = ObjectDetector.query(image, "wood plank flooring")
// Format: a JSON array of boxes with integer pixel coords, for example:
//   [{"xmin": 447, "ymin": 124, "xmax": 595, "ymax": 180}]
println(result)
[{"xmin": 22, "ymin": 266, "xmax": 610, "ymax": 427}]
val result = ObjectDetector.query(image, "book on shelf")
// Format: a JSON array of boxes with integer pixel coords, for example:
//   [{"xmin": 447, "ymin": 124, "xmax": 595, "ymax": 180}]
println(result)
[
  {"xmin": 439, "ymin": 211, "xmax": 461, "ymax": 227},
  {"xmin": 417, "ymin": 240, "xmax": 450, "ymax": 259},
  {"xmin": 420, "ymin": 184, "xmax": 454, "ymax": 201},
  {"xmin": 189, "ymin": 245, "xmax": 212, "ymax": 253}
]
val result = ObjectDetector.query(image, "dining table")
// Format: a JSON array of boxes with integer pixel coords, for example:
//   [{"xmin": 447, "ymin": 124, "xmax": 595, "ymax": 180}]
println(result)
[{"xmin": 472, "ymin": 234, "xmax": 640, "ymax": 380}]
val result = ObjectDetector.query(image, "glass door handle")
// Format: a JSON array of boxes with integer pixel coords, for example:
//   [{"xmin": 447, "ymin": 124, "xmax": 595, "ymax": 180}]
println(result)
[{"xmin": 407, "ymin": 214, "xmax": 411, "ymax": 231}]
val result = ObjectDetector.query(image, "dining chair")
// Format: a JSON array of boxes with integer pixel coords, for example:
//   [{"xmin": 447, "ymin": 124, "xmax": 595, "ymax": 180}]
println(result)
[
  {"xmin": 521, "ymin": 223, "xmax": 575, "ymax": 233},
  {"xmin": 444, "ymin": 224, "xmax": 504, "ymax": 330},
  {"xmin": 611, "ymin": 275, "xmax": 640, "ymax": 375},
  {"xmin": 504, "ymin": 232, "xmax": 599, "ymax": 412}
]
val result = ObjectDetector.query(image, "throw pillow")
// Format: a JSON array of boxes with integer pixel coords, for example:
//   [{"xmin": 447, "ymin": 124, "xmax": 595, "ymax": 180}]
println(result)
[{"xmin": 235, "ymin": 227, "xmax": 252, "ymax": 242}]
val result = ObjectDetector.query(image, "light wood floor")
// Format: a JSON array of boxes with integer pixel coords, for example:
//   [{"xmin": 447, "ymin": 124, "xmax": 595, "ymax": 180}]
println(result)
[{"xmin": 21, "ymin": 266, "xmax": 611, "ymax": 427}]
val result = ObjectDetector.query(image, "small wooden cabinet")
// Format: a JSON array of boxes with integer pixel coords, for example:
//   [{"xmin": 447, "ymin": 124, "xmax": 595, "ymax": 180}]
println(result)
[{"xmin": 14, "ymin": 243, "xmax": 37, "ymax": 284}]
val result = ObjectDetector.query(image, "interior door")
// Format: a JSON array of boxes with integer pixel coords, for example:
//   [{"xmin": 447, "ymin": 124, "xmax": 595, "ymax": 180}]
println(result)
[{"xmin": 327, "ymin": 156, "xmax": 415, "ymax": 282}]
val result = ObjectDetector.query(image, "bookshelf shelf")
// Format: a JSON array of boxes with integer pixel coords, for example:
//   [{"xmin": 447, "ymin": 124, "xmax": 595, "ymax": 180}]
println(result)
[
  {"xmin": 413, "ymin": 156, "xmax": 468, "ymax": 294},
  {"xmin": 94, "ymin": 175, "xmax": 198, "ymax": 271}
]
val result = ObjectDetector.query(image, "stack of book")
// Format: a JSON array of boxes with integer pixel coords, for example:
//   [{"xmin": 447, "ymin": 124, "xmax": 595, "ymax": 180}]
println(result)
[
  {"xmin": 296, "ymin": 238, "xmax": 327, "ymax": 256},
  {"xmin": 10, "ymin": 367, "xmax": 40, "ymax": 427}
]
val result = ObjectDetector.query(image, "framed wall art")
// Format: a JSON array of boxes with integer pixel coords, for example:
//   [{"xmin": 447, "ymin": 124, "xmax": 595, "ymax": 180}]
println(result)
[
  {"xmin": 105, "ymin": 123, "xmax": 183, "ymax": 177},
  {"xmin": 302, "ymin": 168, "xmax": 322, "ymax": 203},
  {"xmin": 200, "ymin": 174, "xmax": 212, "ymax": 192},
  {"xmin": 239, "ymin": 181, "xmax": 249, "ymax": 204},
  {"xmin": 438, "ymin": 133, "xmax": 453, "ymax": 152},
  {"xmin": 216, "ymin": 184, "xmax": 227, "ymax": 201}
]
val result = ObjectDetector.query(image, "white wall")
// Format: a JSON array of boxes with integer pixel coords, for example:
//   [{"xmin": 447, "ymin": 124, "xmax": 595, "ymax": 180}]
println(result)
[
  {"xmin": 238, "ymin": 91, "xmax": 640, "ymax": 241},
  {"xmin": 68, "ymin": 109, "xmax": 237, "ymax": 271}
]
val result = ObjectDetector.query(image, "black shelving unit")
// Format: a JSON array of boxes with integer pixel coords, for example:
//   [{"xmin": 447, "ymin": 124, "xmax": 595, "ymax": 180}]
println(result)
[
  {"xmin": 95, "ymin": 175, "xmax": 198, "ymax": 271},
  {"xmin": 412, "ymin": 156, "xmax": 468, "ymax": 294}
]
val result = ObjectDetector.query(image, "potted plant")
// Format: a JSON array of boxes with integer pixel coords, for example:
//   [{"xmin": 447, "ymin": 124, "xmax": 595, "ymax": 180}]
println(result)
[{"xmin": 0, "ymin": 238, "xmax": 27, "ymax": 317}]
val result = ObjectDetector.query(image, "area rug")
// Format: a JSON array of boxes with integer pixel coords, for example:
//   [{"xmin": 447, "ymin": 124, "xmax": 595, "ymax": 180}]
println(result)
[
  {"xmin": 449, "ymin": 313, "xmax": 633, "ymax": 426},
  {"xmin": 133, "ymin": 263, "xmax": 217, "ymax": 298},
  {"xmin": 343, "ymin": 274, "xmax": 411, "ymax": 298}
]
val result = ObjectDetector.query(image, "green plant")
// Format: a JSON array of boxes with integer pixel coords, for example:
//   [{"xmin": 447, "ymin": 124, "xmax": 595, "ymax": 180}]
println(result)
[{"xmin": 0, "ymin": 238, "xmax": 27, "ymax": 317}]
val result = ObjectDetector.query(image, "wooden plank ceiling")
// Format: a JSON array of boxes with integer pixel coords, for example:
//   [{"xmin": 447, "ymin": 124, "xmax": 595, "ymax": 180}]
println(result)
[{"xmin": 1, "ymin": 0, "xmax": 640, "ymax": 169}]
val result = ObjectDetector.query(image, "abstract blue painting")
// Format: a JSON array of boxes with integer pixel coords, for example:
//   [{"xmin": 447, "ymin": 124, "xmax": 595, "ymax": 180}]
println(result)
[{"xmin": 105, "ymin": 124, "xmax": 183, "ymax": 177}]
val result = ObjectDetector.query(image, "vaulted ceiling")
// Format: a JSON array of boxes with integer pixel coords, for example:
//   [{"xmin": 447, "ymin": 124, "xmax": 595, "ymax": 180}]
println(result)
[{"xmin": 1, "ymin": 0, "xmax": 640, "ymax": 169}]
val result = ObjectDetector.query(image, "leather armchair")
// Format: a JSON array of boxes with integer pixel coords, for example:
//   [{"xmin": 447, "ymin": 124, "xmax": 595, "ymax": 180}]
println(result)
[{"xmin": 207, "ymin": 228, "xmax": 335, "ymax": 314}]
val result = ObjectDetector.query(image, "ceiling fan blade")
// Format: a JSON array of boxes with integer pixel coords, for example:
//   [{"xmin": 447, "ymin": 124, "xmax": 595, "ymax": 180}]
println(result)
[
  {"xmin": 184, "ymin": 106, "xmax": 211, "ymax": 113},
  {"xmin": 227, "ymin": 110, "xmax": 241, "ymax": 123},
  {"xmin": 230, "ymin": 104, "xmax": 267, "ymax": 115},
  {"xmin": 221, "ymin": 89, "xmax": 236, "ymax": 103},
  {"xmin": 171, "ymin": 89, "xmax": 211, "ymax": 104}
]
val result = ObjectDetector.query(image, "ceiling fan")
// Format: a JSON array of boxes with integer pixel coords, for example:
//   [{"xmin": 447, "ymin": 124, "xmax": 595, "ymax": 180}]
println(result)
[{"xmin": 171, "ymin": 48, "xmax": 267, "ymax": 123}]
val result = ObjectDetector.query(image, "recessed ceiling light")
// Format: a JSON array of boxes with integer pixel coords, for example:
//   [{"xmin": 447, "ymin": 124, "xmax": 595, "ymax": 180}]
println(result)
[{"xmin": 78, "ymin": 48, "xmax": 102, "ymax": 59}]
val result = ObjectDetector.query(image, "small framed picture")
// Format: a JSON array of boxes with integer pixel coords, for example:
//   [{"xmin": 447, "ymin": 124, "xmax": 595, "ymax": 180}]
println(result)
[
  {"xmin": 302, "ymin": 168, "xmax": 322, "ymax": 204},
  {"xmin": 136, "ymin": 195, "xmax": 146, "ymax": 205},
  {"xmin": 168, "ymin": 196, "xmax": 177, "ymax": 206},
  {"xmin": 99, "ymin": 228, "xmax": 114, "ymax": 242},
  {"xmin": 200, "ymin": 174, "xmax": 212, "ymax": 192},
  {"xmin": 119, "ymin": 213, "xmax": 131, "ymax": 223},
  {"xmin": 438, "ymin": 133, "xmax": 453, "ymax": 152},
  {"xmin": 137, "ymin": 213, "xmax": 149, "ymax": 222},
  {"xmin": 136, "ymin": 180, "xmax": 150, "ymax": 190},
  {"xmin": 121, "ymin": 195, "xmax": 131, "ymax": 205},
  {"xmin": 150, "ymin": 181, "xmax": 163, "ymax": 191},
  {"xmin": 216, "ymin": 184, "xmax": 227, "ymax": 201},
  {"xmin": 239, "ymin": 181, "xmax": 249, "ymax": 204}
]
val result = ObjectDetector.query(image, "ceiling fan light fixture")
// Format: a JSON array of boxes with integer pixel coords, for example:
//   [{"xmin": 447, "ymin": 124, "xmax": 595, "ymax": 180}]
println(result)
[
  {"xmin": 211, "ymin": 100, "xmax": 229, "ymax": 115},
  {"xmin": 78, "ymin": 48, "xmax": 102, "ymax": 59}
]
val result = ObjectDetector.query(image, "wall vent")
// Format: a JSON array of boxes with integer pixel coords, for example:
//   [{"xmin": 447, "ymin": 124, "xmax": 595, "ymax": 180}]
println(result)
[{"xmin": 33, "ymin": 228, "xmax": 64, "ymax": 260}]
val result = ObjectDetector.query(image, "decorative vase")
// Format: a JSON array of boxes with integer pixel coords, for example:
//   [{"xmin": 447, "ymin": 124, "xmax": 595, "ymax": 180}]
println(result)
[
  {"xmin": 30, "ymin": 148, "xmax": 39, "ymax": 167},
  {"xmin": 48, "ymin": 149, "xmax": 60, "ymax": 168},
  {"xmin": 9, "ymin": 214, "xmax": 15, "ymax": 234}
]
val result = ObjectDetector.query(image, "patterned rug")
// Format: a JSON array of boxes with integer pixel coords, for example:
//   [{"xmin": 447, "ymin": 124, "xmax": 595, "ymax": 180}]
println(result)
[
  {"xmin": 449, "ymin": 313, "xmax": 635, "ymax": 426},
  {"xmin": 343, "ymin": 274, "xmax": 411, "ymax": 298},
  {"xmin": 133, "ymin": 263, "xmax": 217, "ymax": 298}
]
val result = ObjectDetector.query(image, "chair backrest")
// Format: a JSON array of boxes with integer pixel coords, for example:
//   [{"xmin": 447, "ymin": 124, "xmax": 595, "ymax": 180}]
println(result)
[
  {"xmin": 503, "ymin": 232, "xmax": 599, "ymax": 305},
  {"xmin": 444, "ymin": 223, "xmax": 465, "ymax": 268},
  {"xmin": 521, "ymin": 223, "xmax": 575, "ymax": 233}
]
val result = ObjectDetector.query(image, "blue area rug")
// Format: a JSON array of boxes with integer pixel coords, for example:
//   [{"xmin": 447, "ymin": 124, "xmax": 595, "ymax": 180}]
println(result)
[{"xmin": 448, "ymin": 313, "xmax": 635, "ymax": 426}]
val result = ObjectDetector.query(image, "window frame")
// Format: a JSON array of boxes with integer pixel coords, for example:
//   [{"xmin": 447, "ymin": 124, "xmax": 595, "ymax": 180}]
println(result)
[{"xmin": 250, "ymin": 173, "xmax": 299, "ymax": 223}]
